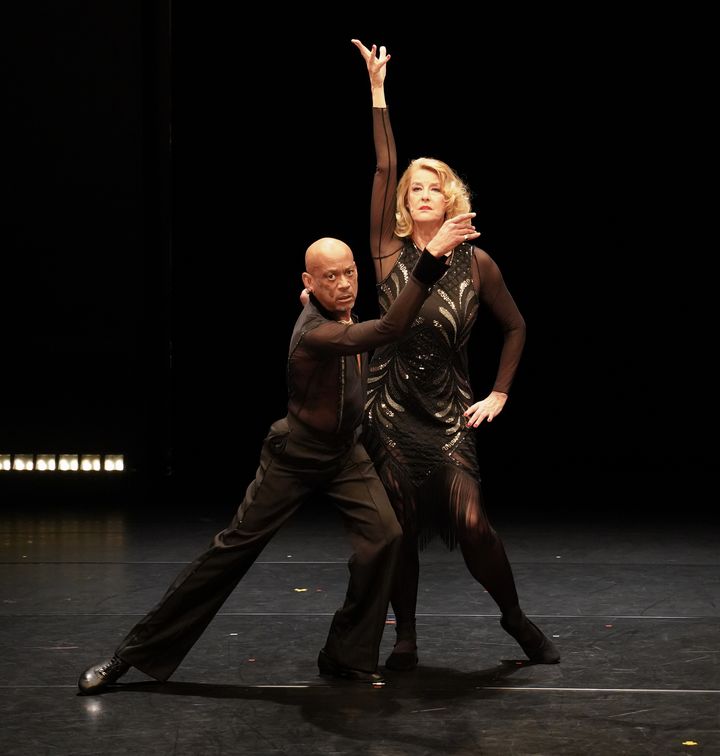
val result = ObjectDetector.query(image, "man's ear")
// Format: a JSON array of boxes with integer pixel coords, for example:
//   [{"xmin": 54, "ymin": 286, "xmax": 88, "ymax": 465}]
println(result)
[{"xmin": 301, "ymin": 271, "xmax": 313, "ymax": 291}]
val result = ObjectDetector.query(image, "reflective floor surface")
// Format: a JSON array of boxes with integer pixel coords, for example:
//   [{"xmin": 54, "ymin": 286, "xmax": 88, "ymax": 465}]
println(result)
[{"xmin": 0, "ymin": 474, "xmax": 718, "ymax": 755}]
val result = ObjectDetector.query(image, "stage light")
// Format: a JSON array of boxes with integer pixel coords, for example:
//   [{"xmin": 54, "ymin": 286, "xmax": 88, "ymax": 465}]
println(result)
[
  {"xmin": 103, "ymin": 454, "xmax": 124, "ymax": 472},
  {"xmin": 80, "ymin": 455, "xmax": 102, "ymax": 472},
  {"xmin": 13, "ymin": 454, "xmax": 34, "ymax": 471},
  {"xmin": 58, "ymin": 455, "xmax": 79, "ymax": 472},
  {"xmin": 35, "ymin": 454, "xmax": 57, "ymax": 471},
  {"xmin": 2, "ymin": 453, "xmax": 126, "ymax": 473}
]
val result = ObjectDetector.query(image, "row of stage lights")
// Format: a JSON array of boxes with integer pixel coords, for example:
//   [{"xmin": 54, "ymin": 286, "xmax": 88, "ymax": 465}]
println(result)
[{"xmin": 0, "ymin": 454, "xmax": 125, "ymax": 472}]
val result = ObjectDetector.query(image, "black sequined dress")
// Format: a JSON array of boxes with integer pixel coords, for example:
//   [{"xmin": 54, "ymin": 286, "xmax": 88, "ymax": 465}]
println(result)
[{"xmin": 363, "ymin": 108, "xmax": 526, "ymax": 549}]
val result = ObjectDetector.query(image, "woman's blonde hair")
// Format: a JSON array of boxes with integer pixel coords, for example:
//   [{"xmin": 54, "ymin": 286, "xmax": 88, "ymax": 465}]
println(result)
[{"xmin": 395, "ymin": 158, "xmax": 472, "ymax": 238}]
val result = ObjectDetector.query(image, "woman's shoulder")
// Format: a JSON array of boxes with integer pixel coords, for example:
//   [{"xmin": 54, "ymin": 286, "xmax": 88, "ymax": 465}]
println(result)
[{"xmin": 468, "ymin": 244, "xmax": 499, "ymax": 271}]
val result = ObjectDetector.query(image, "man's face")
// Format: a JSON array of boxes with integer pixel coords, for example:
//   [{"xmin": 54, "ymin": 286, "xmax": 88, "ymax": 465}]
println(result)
[{"xmin": 304, "ymin": 244, "xmax": 358, "ymax": 316}]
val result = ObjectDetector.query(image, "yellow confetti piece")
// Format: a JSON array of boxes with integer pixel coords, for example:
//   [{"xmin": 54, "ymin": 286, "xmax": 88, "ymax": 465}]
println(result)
[
  {"xmin": 294, "ymin": 588, "xmax": 308, "ymax": 592},
  {"xmin": 682, "ymin": 741, "xmax": 699, "ymax": 747}
]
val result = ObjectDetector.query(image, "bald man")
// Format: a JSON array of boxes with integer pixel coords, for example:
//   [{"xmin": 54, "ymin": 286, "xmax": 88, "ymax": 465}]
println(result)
[{"xmin": 78, "ymin": 238, "xmax": 448, "ymax": 691}]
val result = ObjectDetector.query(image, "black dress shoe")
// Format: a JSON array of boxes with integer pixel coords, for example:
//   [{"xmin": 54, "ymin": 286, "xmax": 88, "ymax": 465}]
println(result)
[
  {"xmin": 317, "ymin": 650, "xmax": 385, "ymax": 684},
  {"xmin": 78, "ymin": 654, "xmax": 130, "ymax": 694},
  {"xmin": 500, "ymin": 610, "xmax": 560, "ymax": 664}
]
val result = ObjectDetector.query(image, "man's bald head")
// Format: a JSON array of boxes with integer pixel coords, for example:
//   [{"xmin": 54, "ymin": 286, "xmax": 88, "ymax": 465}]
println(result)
[
  {"xmin": 302, "ymin": 237, "xmax": 358, "ymax": 320},
  {"xmin": 305, "ymin": 237, "xmax": 354, "ymax": 276}
]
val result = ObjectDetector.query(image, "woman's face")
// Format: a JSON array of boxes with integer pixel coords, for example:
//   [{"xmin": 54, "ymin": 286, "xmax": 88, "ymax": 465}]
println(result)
[{"xmin": 406, "ymin": 168, "xmax": 447, "ymax": 225}]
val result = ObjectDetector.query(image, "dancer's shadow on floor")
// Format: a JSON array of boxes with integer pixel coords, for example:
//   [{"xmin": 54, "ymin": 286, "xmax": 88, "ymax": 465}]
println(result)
[
  {"xmin": 94, "ymin": 659, "xmax": 536, "ymax": 751},
  {"xmin": 98, "ymin": 657, "xmax": 540, "ymax": 703}
]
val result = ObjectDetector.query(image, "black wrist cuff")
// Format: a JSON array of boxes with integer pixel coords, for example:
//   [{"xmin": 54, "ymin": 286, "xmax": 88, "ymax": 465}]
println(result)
[{"xmin": 412, "ymin": 250, "xmax": 448, "ymax": 287}]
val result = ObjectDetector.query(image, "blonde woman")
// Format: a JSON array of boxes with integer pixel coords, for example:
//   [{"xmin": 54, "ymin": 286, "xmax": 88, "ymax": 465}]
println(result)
[{"xmin": 352, "ymin": 39, "xmax": 560, "ymax": 671}]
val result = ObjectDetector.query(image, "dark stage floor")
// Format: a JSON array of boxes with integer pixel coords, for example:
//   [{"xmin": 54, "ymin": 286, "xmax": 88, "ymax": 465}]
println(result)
[{"xmin": 0, "ymin": 477, "xmax": 718, "ymax": 755}]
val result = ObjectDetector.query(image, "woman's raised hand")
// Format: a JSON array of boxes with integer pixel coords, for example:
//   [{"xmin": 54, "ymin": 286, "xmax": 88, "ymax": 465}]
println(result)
[{"xmin": 351, "ymin": 39, "xmax": 390, "ymax": 88}]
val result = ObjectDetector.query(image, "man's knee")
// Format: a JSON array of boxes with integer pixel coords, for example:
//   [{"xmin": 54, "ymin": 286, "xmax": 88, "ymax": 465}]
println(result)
[
  {"xmin": 386, "ymin": 518, "xmax": 403, "ymax": 547},
  {"xmin": 368, "ymin": 513, "xmax": 402, "ymax": 552}
]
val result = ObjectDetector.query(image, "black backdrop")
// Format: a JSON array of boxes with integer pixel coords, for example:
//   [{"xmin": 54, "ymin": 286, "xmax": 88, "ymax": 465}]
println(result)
[{"xmin": 3, "ymin": 5, "xmax": 714, "ymax": 515}]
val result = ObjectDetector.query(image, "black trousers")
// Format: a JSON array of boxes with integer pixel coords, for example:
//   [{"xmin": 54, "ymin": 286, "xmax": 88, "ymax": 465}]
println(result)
[{"xmin": 115, "ymin": 417, "xmax": 402, "ymax": 680}]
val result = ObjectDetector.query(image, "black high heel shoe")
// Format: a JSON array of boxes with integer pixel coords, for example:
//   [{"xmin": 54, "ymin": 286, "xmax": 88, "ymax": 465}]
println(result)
[
  {"xmin": 384, "ymin": 644, "xmax": 418, "ymax": 671},
  {"xmin": 500, "ymin": 609, "xmax": 560, "ymax": 664},
  {"xmin": 384, "ymin": 620, "xmax": 418, "ymax": 671}
]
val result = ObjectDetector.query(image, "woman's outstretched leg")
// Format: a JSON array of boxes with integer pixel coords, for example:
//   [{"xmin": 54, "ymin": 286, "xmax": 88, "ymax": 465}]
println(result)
[{"xmin": 450, "ymin": 469, "xmax": 560, "ymax": 664}]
